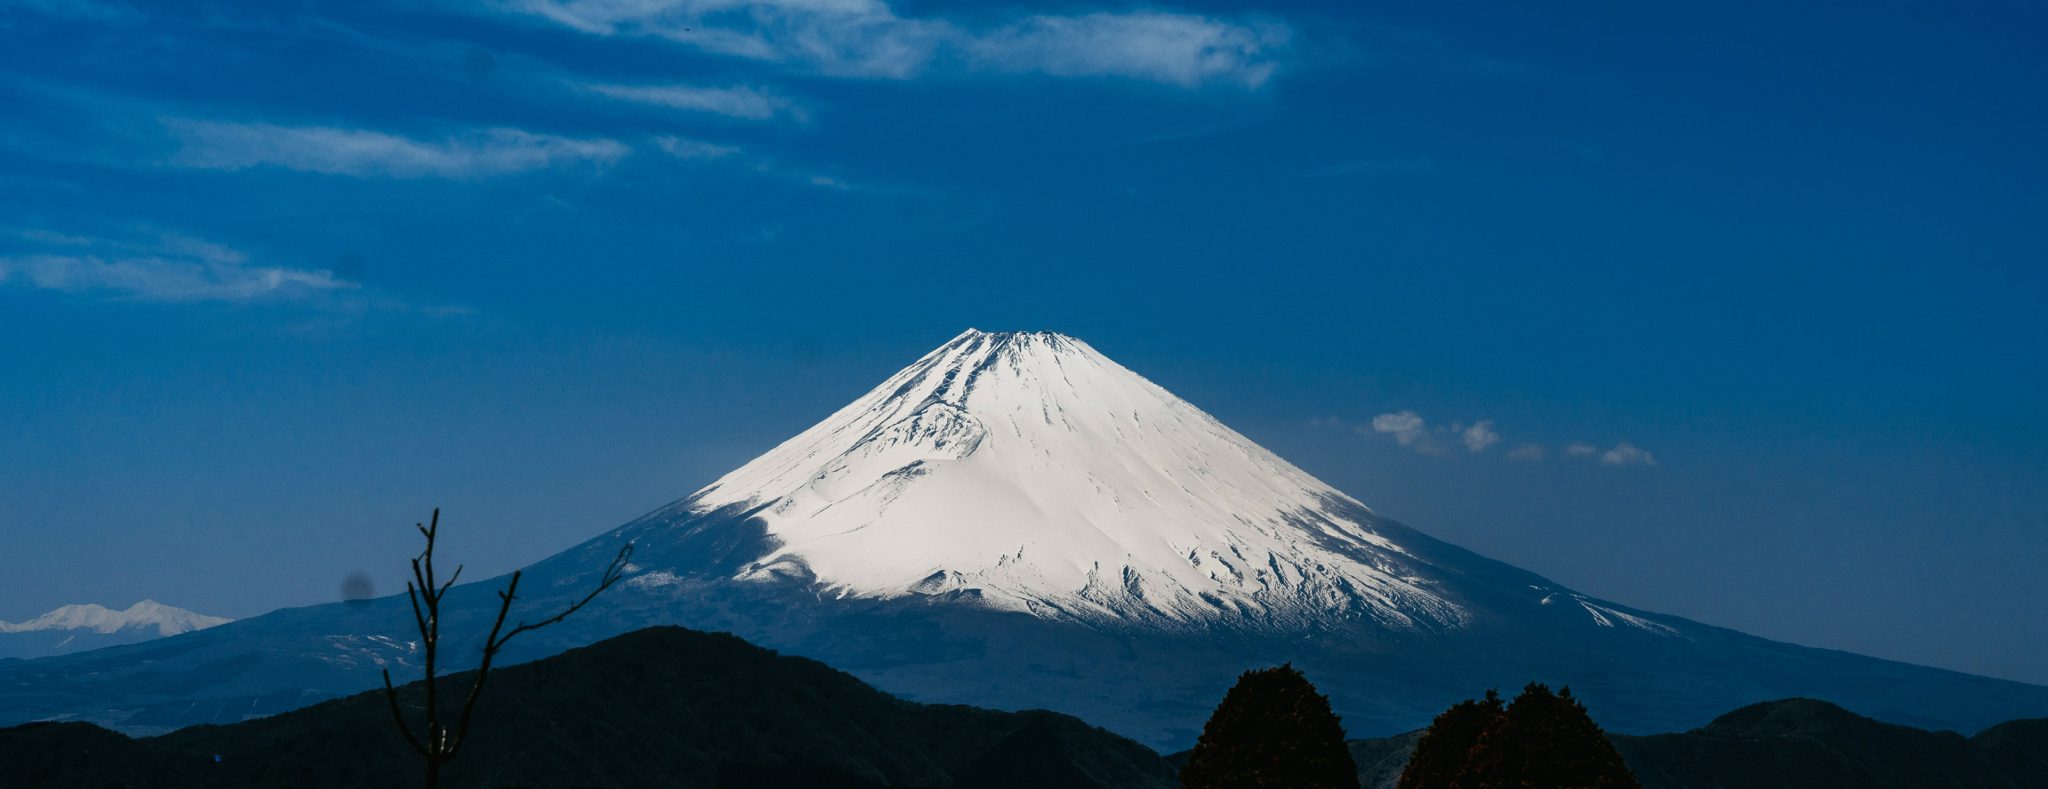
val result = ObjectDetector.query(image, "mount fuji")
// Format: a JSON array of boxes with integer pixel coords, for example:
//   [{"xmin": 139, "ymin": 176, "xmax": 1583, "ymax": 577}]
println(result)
[
  {"xmin": 3, "ymin": 330, "xmax": 2043, "ymax": 747},
  {"xmin": 693, "ymin": 329, "xmax": 1463, "ymax": 631}
]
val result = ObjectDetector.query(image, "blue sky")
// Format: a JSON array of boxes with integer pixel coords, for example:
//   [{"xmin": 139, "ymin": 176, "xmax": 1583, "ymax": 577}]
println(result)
[{"xmin": 1, "ymin": 0, "xmax": 2044, "ymax": 684}]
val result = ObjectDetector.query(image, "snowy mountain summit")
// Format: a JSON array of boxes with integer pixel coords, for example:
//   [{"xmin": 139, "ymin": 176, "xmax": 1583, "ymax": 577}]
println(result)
[
  {"xmin": 689, "ymin": 329, "xmax": 1464, "ymax": 631},
  {"xmin": 0, "ymin": 600, "xmax": 229, "ymax": 637},
  {"xmin": 0, "ymin": 600, "xmax": 231, "ymax": 659}
]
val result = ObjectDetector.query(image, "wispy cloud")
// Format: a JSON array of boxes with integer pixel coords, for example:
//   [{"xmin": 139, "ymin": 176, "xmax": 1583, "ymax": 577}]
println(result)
[
  {"xmin": 1371, "ymin": 410, "xmax": 1430, "ymax": 448},
  {"xmin": 1459, "ymin": 420, "xmax": 1500, "ymax": 453},
  {"xmin": 654, "ymin": 136, "xmax": 742, "ymax": 160},
  {"xmin": 493, "ymin": 0, "xmax": 1290, "ymax": 87},
  {"xmin": 1342, "ymin": 411, "xmax": 1657, "ymax": 468},
  {"xmin": 584, "ymin": 82, "xmax": 804, "ymax": 121},
  {"xmin": 0, "ymin": 0, "xmax": 143, "ymax": 24},
  {"xmin": 0, "ymin": 228, "xmax": 353, "ymax": 303},
  {"xmin": 1599, "ymin": 442, "xmax": 1657, "ymax": 467},
  {"xmin": 966, "ymin": 12, "xmax": 1288, "ymax": 88},
  {"xmin": 651, "ymin": 135, "xmax": 741, "ymax": 159},
  {"xmin": 654, "ymin": 134, "xmax": 895, "ymax": 193},
  {"xmin": 1364, "ymin": 413, "xmax": 1500, "ymax": 455},
  {"xmin": 165, "ymin": 120, "xmax": 629, "ymax": 178}
]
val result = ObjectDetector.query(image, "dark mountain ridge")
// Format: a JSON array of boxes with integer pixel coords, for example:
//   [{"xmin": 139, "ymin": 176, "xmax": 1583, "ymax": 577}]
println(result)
[
  {"xmin": 9, "ymin": 624, "xmax": 2046, "ymax": 789},
  {"xmin": 0, "ymin": 626, "xmax": 1174, "ymax": 789},
  {"xmin": 1611, "ymin": 698, "xmax": 2048, "ymax": 789},
  {"xmin": 1333, "ymin": 697, "xmax": 2048, "ymax": 789}
]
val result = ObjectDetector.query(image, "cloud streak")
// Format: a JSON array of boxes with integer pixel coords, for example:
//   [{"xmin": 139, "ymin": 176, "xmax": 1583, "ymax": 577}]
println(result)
[
  {"xmin": 1600, "ymin": 442, "xmax": 1657, "ymax": 467},
  {"xmin": 0, "ymin": 229, "xmax": 353, "ymax": 303},
  {"xmin": 654, "ymin": 134, "xmax": 897, "ymax": 193},
  {"xmin": 494, "ymin": 0, "xmax": 1290, "ymax": 87},
  {"xmin": 0, "ymin": 0, "xmax": 143, "ymax": 24},
  {"xmin": 584, "ymin": 82, "xmax": 803, "ymax": 121},
  {"xmin": 1349, "ymin": 411, "xmax": 1657, "ymax": 468},
  {"xmin": 165, "ymin": 120, "xmax": 629, "ymax": 178},
  {"xmin": 966, "ymin": 12, "xmax": 1288, "ymax": 88}
]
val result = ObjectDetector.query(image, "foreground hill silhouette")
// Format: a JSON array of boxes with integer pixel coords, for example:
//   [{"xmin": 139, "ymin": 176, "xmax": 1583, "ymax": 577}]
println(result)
[
  {"xmin": 10, "ymin": 624, "xmax": 2047, "ymax": 789},
  {"xmin": 1611, "ymin": 699, "xmax": 2048, "ymax": 789},
  {"xmin": 0, "ymin": 626, "xmax": 1174, "ymax": 789},
  {"xmin": 1344, "ymin": 698, "xmax": 2048, "ymax": 789}
]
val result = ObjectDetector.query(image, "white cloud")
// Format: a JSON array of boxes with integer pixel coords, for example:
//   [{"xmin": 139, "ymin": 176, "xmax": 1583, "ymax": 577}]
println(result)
[
  {"xmin": 966, "ymin": 12, "xmax": 1288, "ymax": 88},
  {"xmin": 1600, "ymin": 442, "xmax": 1657, "ymax": 467},
  {"xmin": 654, "ymin": 134, "xmax": 880, "ymax": 192},
  {"xmin": 585, "ymin": 82, "xmax": 801, "ymax": 121},
  {"xmin": 501, "ymin": 0, "xmax": 959, "ymax": 78},
  {"xmin": 165, "ymin": 120, "xmax": 629, "ymax": 178},
  {"xmin": 494, "ymin": 0, "xmax": 1289, "ymax": 87},
  {"xmin": 653, "ymin": 135, "xmax": 741, "ymax": 160},
  {"xmin": 1371, "ymin": 410, "xmax": 1429, "ymax": 447},
  {"xmin": 1, "ymin": 0, "xmax": 143, "ymax": 24},
  {"xmin": 1460, "ymin": 420, "xmax": 1500, "ymax": 453},
  {"xmin": 0, "ymin": 230, "xmax": 353, "ymax": 303},
  {"xmin": 1341, "ymin": 410, "xmax": 1654, "ymax": 469}
]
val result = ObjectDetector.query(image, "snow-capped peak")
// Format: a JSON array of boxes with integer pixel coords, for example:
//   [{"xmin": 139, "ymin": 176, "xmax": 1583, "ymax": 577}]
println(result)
[
  {"xmin": 0, "ymin": 600, "xmax": 231, "ymax": 637},
  {"xmin": 688, "ymin": 328, "xmax": 1465, "ymax": 630}
]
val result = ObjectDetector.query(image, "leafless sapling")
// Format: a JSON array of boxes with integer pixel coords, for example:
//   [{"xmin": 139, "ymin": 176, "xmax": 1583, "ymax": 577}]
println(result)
[{"xmin": 380, "ymin": 508, "xmax": 633, "ymax": 789}]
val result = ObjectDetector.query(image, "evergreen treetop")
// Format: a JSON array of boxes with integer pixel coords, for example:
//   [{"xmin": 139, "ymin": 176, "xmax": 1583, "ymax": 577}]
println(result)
[
  {"xmin": 1180, "ymin": 664, "xmax": 1359, "ymax": 789},
  {"xmin": 1397, "ymin": 683, "xmax": 1638, "ymax": 789}
]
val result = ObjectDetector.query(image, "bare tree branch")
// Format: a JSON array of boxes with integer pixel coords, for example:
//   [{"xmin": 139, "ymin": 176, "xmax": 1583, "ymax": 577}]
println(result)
[
  {"xmin": 442, "ymin": 543, "xmax": 633, "ymax": 759},
  {"xmin": 381, "ymin": 508, "xmax": 632, "ymax": 787},
  {"xmin": 381, "ymin": 669, "xmax": 428, "ymax": 757},
  {"xmin": 496, "ymin": 545, "xmax": 633, "ymax": 649},
  {"xmin": 404, "ymin": 580, "xmax": 427, "ymax": 645}
]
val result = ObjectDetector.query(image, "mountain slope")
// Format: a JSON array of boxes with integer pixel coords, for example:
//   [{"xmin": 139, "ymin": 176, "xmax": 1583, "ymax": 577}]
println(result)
[
  {"xmin": 690, "ymin": 330, "xmax": 1461, "ymax": 631},
  {"xmin": 2, "ymin": 329, "xmax": 2045, "ymax": 749},
  {"xmin": 0, "ymin": 625, "xmax": 1175, "ymax": 789},
  {"xmin": 0, "ymin": 601, "xmax": 230, "ymax": 660}
]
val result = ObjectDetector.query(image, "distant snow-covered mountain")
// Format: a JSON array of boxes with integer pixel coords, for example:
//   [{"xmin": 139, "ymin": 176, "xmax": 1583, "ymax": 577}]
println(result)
[
  {"xmin": 2, "ymin": 330, "xmax": 2044, "ymax": 747},
  {"xmin": 691, "ymin": 330, "xmax": 1465, "ymax": 631},
  {"xmin": 0, "ymin": 601, "xmax": 230, "ymax": 659}
]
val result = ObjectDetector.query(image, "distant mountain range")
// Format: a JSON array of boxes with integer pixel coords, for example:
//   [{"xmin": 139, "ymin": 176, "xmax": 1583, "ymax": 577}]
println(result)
[
  {"xmin": 3, "ymin": 330, "xmax": 2044, "ymax": 748},
  {"xmin": 4, "ymin": 625, "xmax": 2041, "ymax": 789},
  {"xmin": 0, "ymin": 601, "xmax": 229, "ymax": 659}
]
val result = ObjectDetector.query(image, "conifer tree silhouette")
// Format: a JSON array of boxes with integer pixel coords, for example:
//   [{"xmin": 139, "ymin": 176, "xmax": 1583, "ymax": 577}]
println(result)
[
  {"xmin": 1398, "ymin": 683, "xmax": 1638, "ymax": 789},
  {"xmin": 1489, "ymin": 684, "xmax": 1637, "ymax": 788},
  {"xmin": 1397, "ymin": 688, "xmax": 1504, "ymax": 789},
  {"xmin": 380, "ymin": 509, "xmax": 632, "ymax": 789},
  {"xmin": 1180, "ymin": 664, "xmax": 1358, "ymax": 789}
]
